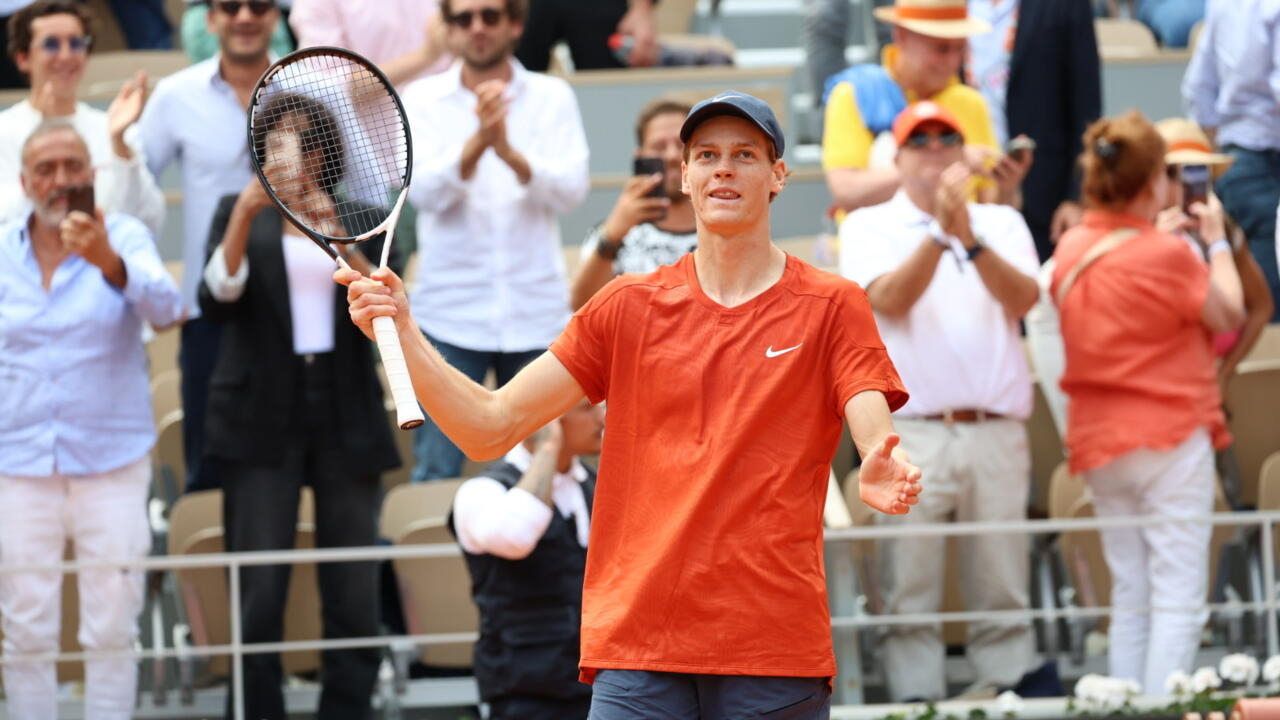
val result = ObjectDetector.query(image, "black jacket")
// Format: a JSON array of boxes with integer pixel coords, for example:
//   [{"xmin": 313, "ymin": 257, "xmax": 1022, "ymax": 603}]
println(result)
[
  {"xmin": 1007, "ymin": 0, "xmax": 1102, "ymax": 260},
  {"xmin": 197, "ymin": 194, "xmax": 401, "ymax": 477}
]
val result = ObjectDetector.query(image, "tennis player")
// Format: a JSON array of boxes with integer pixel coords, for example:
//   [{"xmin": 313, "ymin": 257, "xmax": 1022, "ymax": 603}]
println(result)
[{"xmin": 338, "ymin": 91, "xmax": 921, "ymax": 718}]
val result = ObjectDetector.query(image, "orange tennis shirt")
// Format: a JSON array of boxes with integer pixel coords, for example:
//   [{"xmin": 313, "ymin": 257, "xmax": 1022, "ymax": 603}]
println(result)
[{"xmin": 550, "ymin": 252, "xmax": 907, "ymax": 681}]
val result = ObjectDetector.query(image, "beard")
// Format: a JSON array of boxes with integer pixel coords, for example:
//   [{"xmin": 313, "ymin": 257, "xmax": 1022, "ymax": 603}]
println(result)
[{"xmin": 461, "ymin": 39, "xmax": 514, "ymax": 72}]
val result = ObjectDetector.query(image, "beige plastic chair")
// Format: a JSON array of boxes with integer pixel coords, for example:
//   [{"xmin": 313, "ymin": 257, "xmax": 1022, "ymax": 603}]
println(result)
[
  {"xmin": 655, "ymin": 0, "xmax": 698, "ymax": 34},
  {"xmin": 167, "ymin": 489, "xmax": 323, "ymax": 677},
  {"xmin": 380, "ymin": 479, "xmax": 478, "ymax": 668},
  {"xmin": 1255, "ymin": 452, "xmax": 1280, "ymax": 562},
  {"xmin": 1027, "ymin": 384, "xmax": 1066, "ymax": 517},
  {"xmin": 153, "ymin": 409, "xmax": 185, "ymax": 494},
  {"xmin": 150, "ymin": 369, "xmax": 182, "ymax": 426},
  {"xmin": 1224, "ymin": 363, "xmax": 1280, "ymax": 506},
  {"xmin": 1095, "ymin": 18, "xmax": 1159, "ymax": 57},
  {"xmin": 1242, "ymin": 324, "xmax": 1280, "ymax": 365},
  {"xmin": 146, "ymin": 326, "xmax": 181, "ymax": 379}
]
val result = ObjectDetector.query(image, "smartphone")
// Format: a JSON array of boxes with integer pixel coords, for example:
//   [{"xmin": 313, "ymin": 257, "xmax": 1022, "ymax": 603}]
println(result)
[
  {"xmin": 1181, "ymin": 164, "xmax": 1210, "ymax": 214},
  {"xmin": 65, "ymin": 184, "xmax": 95, "ymax": 216},
  {"xmin": 1006, "ymin": 136, "xmax": 1037, "ymax": 162},
  {"xmin": 633, "ymin": 157, "xmax": 665, "ymax": 198}
]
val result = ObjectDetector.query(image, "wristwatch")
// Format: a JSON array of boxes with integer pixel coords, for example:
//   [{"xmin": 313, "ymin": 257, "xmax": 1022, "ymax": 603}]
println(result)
[
  {"xmin": 590, "ymin": 225, "xmax": 623, "ymax": 261},
  {"xmin": 965, "ymin": 234, "xmax": 987, "ymax": 261}
]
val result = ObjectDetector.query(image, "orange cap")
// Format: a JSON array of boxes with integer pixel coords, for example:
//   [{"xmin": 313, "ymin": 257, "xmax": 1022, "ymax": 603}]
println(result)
[{"xmin": 892, "ymin": 101, "xmax": 965, "ymax": 147}]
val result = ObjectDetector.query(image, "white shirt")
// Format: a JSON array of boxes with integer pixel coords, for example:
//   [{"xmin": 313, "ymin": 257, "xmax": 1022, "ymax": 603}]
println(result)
[
  {"xmin": 202, "ymin": 232, "xmax": 337, "ymax": 355},
  {"xmin": 0, "ymin": 100, "xmax": 166, "ymax": 235},
  {"xmin": 451, "ymin": 444, "xmax": 590, "ymax": 560},
  {"xmin": 840, "ymin": 191, "xmax": 1040, "ymax": 419},
  {"xmin": 402, "ymin": 59, "xmax": 589, "ymax": 352},
  {"xmin": 139, "ymin": 56, "xmax": 258, "ymax": 318}
]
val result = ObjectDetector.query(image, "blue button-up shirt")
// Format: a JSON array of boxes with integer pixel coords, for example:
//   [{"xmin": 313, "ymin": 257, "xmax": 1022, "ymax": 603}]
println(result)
[
  {"xmin": 0, "ymin": 213, "xmax": 184, "ymax": 476},
  {"xmin": 1183, "ymin": 0, "xmax": 1280, "ymax": 152},
  {"xmin": 139, "ymin": 55, "xmax": 258, "ymax": 318}
]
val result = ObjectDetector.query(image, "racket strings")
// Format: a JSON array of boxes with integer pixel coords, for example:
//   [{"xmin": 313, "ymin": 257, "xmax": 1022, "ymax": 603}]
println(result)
[{"xmin": 252, "ymin": 52, "xmax": 409, "ymax": 241}]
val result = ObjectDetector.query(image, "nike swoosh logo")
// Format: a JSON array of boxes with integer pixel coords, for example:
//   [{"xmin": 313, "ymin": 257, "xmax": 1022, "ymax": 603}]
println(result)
[{"xmin": 765, "ymin": 343, "xmax": 803, "ymax": 358}]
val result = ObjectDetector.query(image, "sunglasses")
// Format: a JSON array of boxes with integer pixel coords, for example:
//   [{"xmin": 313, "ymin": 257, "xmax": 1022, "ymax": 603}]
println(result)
[
  {"xmin": 905, "ymin": 131, "xmax": 963, "ymax": 149},
  {"xmin": 213, "ymin": 1, "xmax": 276, "ymax": 16},
  {"xmin": 36, "ymin": 35, "xmax": 91, "ymax": 54},
  {"xmin": 448, "ymin": 8, "xmax": 503, "ymax": 28}
]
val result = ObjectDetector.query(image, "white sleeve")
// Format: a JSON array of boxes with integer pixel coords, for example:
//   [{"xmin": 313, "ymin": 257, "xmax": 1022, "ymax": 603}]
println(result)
[
  {"xmin": 522, "ymin": 83, "xmax": 590, "ymax": 214},
  {"xmin": 202, "ymin": 244, "xmax": 250, "ymax": 303},
  {"xmin": 991, "ymin": 208, "xmax": 1041, "ymax": 278},
  {"xmin": 96, "ymin": 124, "xmax": 167, "ymax": 236},
  {"xmin": 838, "ymin": 209, "xmax": 900, "ymax": 289},
  {"xmin": 451, "ymin": 476, "xmax": 554, "ymax": 560}
]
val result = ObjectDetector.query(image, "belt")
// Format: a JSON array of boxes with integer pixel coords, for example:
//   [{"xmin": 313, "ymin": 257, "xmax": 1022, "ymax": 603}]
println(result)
[{"xmin": 919, "ymin": 409, "xmax": 1005, "ymax": 424}]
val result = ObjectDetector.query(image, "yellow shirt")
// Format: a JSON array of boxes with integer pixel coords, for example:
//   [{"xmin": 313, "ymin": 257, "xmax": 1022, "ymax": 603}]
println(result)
[{"xmin": 821, "ymin": 45, "xmax": 998, "ymax": 171}]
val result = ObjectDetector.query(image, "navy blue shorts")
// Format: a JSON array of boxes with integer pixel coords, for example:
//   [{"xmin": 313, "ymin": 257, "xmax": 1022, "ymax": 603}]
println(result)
[{"xmin": 588, "ymin": 670, "xmax": 831, "ymax": 719}]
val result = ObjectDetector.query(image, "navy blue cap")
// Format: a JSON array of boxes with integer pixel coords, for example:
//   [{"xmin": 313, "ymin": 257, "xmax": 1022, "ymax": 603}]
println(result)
[{"xmin": 680, "ymin": 91, "xmax": 785, "ymax": 158}]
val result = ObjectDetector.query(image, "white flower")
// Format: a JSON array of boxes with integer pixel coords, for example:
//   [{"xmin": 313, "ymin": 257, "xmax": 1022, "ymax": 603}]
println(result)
[
  {"xmin": 1263, "ymin": 655, "xmax": 1280, "ymax": 684},
  {"xmin": 1074, "ymin": 674, "xmax": 1135, "ymax": 711},
  {"xmin": 1191, "ymin": 666, "xmax": 1222, "ymax": 694},
  {"xmin": 995, "ymin": 690, "xmax": 1024, "ymax": 717},
  {"xmin": 1220, "ymin": 654, "xmax": 1260, "ymax": 686},
  {"xmin": 1166, "ymin": 670, "xmax": 1194, "ymax": 698}
]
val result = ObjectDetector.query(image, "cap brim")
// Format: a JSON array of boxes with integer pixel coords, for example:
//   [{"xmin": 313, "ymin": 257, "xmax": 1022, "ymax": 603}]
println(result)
[
  {"xmin": 1166, "ymin": 149, "xmax": 1234, "ymax": 167},
  {"xmin": 872, "ymin": 7, "xmax": 993, "ymax": 38},
  {"xmin": 680, "ymin": 103, "xmax": 782, "ymax": 155}
]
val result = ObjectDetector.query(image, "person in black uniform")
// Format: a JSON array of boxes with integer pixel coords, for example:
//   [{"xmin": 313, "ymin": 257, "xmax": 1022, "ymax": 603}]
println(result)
[
  {"xmin": 199, "ymin": 92, "xmax": 401, "ymax": 720},
  {"xmin": 448, "ymin": 399, "xmax": 605, "ymax": 720}
]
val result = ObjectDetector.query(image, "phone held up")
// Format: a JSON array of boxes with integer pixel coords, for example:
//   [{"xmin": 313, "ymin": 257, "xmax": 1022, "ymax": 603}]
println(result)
[
  {"xmin": 1006, "ymin": 136, "xmax": 1037, "ymax": 163},
  {"xmin": 1180, "ymin": 164, "xmax": 1210, "ymax": 215},
  {"xmin": 633, "ymin": 156, "xmax": 666, "ymax": 220},
  {"xmin": 65, "ymin": 184, "xmax": 95, "ymax": 217}
]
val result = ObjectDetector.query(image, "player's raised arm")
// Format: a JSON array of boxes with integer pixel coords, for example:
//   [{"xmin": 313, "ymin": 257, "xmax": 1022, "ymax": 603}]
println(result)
[{"xmin": 337, "ymin": 266, "xmax": 587, "ymax": 460}]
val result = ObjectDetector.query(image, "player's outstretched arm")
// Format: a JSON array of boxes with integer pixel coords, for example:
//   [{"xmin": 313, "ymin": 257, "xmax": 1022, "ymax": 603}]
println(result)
[
  {"xmin": 844, "ymin": 390, "xmax": 922, "ymax": 515},
  {"xmin": 336, "ymin": 266, "xmax": 588, "ymax": 460}
]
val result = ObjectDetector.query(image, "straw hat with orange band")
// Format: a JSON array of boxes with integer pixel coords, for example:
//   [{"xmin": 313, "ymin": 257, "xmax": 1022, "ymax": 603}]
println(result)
[
  {"xmin": 1155, "ymin": 117, "xmax": 1234, "ymax": 171},
  {"xmin": 872, "ymin": 0, "xmax": 992, "ymax": 38}
]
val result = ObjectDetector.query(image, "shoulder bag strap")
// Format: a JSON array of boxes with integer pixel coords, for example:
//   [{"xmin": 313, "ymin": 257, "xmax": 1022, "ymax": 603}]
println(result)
[{"xmin": 1054, "ymin": 228, "xmax": 1141, "ymax": 307}]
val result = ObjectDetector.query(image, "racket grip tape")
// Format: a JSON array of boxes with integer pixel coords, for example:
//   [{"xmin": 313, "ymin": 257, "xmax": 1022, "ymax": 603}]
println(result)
[{"xmin": 372, "ymin": 315, "xmax": 426, "ymax": 430}]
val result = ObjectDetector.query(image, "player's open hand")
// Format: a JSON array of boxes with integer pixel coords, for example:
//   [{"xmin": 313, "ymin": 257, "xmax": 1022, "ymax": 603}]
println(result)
[
  {"xmin": 858, "ymin": 433, "xmax": 922, "ymax": 515},
  {"xmin": 335, "ymin": 266, "xmax": 413, "ymax": 341}
]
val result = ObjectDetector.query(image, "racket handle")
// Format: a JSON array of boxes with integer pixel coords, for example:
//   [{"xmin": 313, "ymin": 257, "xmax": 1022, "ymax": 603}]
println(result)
[{"xmin": 373, "ymin": 315, "xmax": 426, "ymax": 430}]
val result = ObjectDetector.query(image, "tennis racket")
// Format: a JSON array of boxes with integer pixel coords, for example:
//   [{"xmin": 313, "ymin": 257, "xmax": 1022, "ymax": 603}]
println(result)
[{"xmin": 247, "ymin": 46, "xmax": 424, "ymax": 430}]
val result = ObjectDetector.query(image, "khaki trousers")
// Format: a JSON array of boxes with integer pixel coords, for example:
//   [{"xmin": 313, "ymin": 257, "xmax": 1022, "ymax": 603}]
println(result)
[{"xmin": 877, "ymin": 418, "xmax": 1037, "ymax": 701}]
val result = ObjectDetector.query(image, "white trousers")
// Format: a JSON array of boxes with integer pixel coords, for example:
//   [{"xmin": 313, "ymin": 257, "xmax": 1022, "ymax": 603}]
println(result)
[
  {"xmin": 1085, "ymin": 428, "xmax": 1215, "ymax": 696},
  {"xmin": 878, "ymin": 418, "xmax": 1038, "ymax": 701},
  {"xmin": 0, "ymin": 456, "xmax": 151, "ymax": 720}
]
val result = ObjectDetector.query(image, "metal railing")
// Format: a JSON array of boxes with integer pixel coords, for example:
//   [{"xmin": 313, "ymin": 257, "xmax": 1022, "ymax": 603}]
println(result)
[{"xmin": 2, "ymin": 511, "xmax": 1278, "ymax": 719}]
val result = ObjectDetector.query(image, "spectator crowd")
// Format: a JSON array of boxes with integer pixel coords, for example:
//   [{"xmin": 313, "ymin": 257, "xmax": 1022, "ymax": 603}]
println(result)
[{"xmin": 0, "ymin": 0, "xmax": 1276, "ymax": 717}]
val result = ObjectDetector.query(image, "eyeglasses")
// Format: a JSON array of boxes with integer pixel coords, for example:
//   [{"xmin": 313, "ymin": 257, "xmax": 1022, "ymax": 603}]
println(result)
[
  {"xmin": 36, "ymin": 35, "xmax": 91, "ymax": 54},
  {"xmin": 1165, "ymin": 165, "xmax": 1179, "ymax": 180},
  {"xmin": 447, "ymin": 8, "xmax": 503, "ymax": 28},
  {"xmin": 212, "ymin": 1, "xmax": 276, "ymax": 17},
  {"xmin": 905, "ymin": 131, "xmax": 962, "ymax": 149}
]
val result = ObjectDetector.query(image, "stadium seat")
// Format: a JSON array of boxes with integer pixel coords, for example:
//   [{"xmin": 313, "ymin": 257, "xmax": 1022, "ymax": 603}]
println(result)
[
  {"xmin": 379, "ymin": 479, "xmax": 478, "ymax": 669},
  {"xmin": 167, "ymin": 489, "xmax": 323, "ymax": 679},
  {"xmin": 1094, "ymin": 18, "xmax": 1160, "ymax": 58},
  {"xmin": 1224, "ymin": 362, "xmax": 1280, "ymax": 506},
  {"xmin": 150, "ymin": 369, "xmax": 182, "ymax": 426},
  {"xmin": 146, "ymin": 326, "xmax": 181, "ymax": 379},
  {"xmin": 153, "ymin": 409, "xmax": 185, "ymax": 497},
  {"xmin": 383, "ymin": 406, "xmax": 417, "ymax": 490}
]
